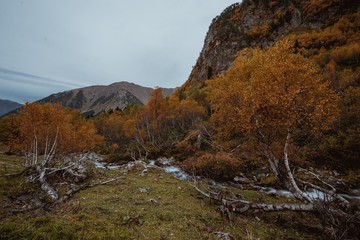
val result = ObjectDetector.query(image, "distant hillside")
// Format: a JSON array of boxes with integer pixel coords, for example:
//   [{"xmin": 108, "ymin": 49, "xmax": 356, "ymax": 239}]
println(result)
[
  {"xmin": 0, "ymin": 99, "xmax": 22, "ymax": 116},
  {"xmin": 39, "ymin": 82, "xmax": 175, "ymax": 116}
]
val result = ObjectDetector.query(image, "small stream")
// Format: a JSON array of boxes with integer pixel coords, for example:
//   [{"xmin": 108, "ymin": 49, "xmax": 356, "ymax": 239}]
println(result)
[
  {"xmin": 90, "ymin": 154, "xmax": 360, "ymax": 201},
  {"xmin": 92, "ymin": 156, "xmax": 189, "ymax": 181}
]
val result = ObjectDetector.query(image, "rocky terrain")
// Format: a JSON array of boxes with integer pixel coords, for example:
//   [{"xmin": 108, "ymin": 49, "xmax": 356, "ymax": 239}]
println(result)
[
  {"xmin": 183, "ymin": 0, "xmax": 360, "ymax": 88},
  {"xmin": 39, "ymin": 81, "xmax": 175, "ymax": 116}
]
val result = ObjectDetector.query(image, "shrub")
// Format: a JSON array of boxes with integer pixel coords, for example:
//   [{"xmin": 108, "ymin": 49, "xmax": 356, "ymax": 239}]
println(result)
[
  {"xmin": 330, "ymin": 43, "xmax": 360, "ymax": 65},
  {"xmin": 182, "ymin": 152, "xmax": 241, "ymax": 181}
]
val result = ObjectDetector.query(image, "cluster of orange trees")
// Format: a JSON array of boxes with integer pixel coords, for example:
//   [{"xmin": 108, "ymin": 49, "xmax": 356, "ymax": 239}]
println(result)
[
  {"xmin": 0, "ymin": 103, "xmax": 103, "ymax": 156},
  {"xmin": 293, "ymin": 11, "xmax": 360, "ymax": 167},
  {"xmin": 0, "ymin": 11, "xmax": 358, "ymax": 180},
  {"xmin": 94, "ymin": 88, "xmax": 207, "ymax": 161}
]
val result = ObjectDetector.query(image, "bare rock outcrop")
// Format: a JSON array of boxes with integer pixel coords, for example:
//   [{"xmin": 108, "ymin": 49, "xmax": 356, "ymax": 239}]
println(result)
[{"xmin": 184, "ymin": 0, "xmax": 359, "ymax": 88}]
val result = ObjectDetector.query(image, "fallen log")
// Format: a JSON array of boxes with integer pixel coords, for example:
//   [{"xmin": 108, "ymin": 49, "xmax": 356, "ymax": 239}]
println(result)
[
  {"xmin": 6, "ymin": 177, "xmax": 121, "ymax": 216},
  {"xmin": 55, "ymin": 177, "xmax": 121, "ymax": 205},
  {"xmin": 191, "ymin": 182, "xmax": 316, "ymax": 212}
]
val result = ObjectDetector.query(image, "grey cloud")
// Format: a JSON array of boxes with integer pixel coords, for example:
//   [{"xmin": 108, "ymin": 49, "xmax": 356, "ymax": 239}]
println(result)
[
  {"xmin": 0, "ymin": 68, "xmax": 83, "ymax": 102},
  {"xmin": 0, "ymin": 0, "xmax": 239, "ymax": 103},
  {"xmin": 0, "ymin": 68, "xmax": 82, "ymax": 88}
]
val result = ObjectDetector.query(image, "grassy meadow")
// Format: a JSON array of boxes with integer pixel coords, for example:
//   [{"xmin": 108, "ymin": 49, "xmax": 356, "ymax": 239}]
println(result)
[{"xmin": 0, "ymin": 145, "xmax": 322, "ymax": 240}]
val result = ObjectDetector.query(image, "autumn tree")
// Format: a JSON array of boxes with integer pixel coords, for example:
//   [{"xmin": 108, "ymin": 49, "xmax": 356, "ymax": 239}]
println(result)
[
  {"xmin": 6, "ymin": 103, "xmax": 104, "ymax": 201},
  {"xmin": 0, "ymin": 114, "xmax": 19, "ymax": 152},
  {"xmin": 207, "ymin": 40, "xmax": 339, "ymax": 201},
  {"xmin": 10, "ymin": 103, "xmax": 103, "ymax": 156},
  {"xmin": 291, "ymin": 11, "xmax": 360, "ymax": 168},
  {"xmin": 167, "ymin": 95, "xmax": 207, "ymax": 132},
  {"xmin": 107, "ymin": 88, "xmax": 207, "ymax": 160}
]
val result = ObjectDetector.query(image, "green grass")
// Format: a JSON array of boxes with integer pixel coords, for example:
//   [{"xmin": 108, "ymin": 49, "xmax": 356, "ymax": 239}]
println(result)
[{"xmin": 0, "ymin": 147, "xmax": 322, "ymax": 239}]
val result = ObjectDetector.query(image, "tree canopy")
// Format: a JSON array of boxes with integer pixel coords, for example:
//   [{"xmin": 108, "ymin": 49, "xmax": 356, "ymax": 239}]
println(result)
[
  {"xmin": 6, "ymin": 102, "xmax": 103, "ymax": 156},
  {"xmin": 207, "ymin": 40, "xmax": 339, "ymax": 199},
  {"xmin": 207, "ymin": 40, "xmax": 339, "ymax": 147}
]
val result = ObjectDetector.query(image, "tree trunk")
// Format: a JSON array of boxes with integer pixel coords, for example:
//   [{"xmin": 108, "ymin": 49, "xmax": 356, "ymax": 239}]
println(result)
[
  {"xmin": 282, "ymin": 132, "xmax": 312, "ymax": 202},
  {"xmin": 260, "ymin": 130, "xmax": 311, "ymax": 202},
  {"xmin": 227, "ymin": 201, "xmax": 315, "ymax": 212},
  {"xmin": 192, "ymin": 182, "xmax": 316, "ymax": 213},
  {"xmin": 37, "ymin": 166, "xmax": 59, "ymax": 201}
]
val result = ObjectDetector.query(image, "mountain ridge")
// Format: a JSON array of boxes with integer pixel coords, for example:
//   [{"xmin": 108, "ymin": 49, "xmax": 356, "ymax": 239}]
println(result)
[
  {"xmin": 0, "ymin": 99, "xmax": 22, "ymax": 116},
  {"xmin": 39, "ymin": 81, "xmax": 176, "ymax": 116}
]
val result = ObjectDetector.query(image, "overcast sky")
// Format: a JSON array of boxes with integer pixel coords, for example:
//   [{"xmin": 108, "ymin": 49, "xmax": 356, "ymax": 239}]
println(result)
[{"xmin": 0, "ymin": 0, "xmax": 238, "ymax": 103}]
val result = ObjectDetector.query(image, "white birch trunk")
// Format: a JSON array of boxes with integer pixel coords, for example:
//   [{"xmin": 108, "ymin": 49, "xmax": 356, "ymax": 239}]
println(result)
[{"xmin": 283, "ymin": 131, "xmax": 312, "ymax": 202}]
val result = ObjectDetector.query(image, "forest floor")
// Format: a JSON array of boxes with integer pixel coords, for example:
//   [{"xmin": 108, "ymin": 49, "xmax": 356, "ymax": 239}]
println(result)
[{"xmin": 0, "ymin": 146, "xmax": 328, "ymax": 240}]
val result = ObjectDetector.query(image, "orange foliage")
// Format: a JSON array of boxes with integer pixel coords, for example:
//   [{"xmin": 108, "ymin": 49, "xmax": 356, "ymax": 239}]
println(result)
[
  {"xmin": 182, "ymin": 152, "xmax": 241, "ymax": 181},
  {"xmin": 295, "ymin": 11, "xmax": 360, "ymax": 54},
  {"xmin": 97, "ymin": 88, "xmax": 207, "ymax": 159},
  {"xmin": 297, "ymin": 28, "xmax": 346, "ymax": 50},
  {"xmin": 207, "ymin": 40, "xmax": 339, "ymax": 157},
  {"xmin": 0, "ymin": 114, "xmax": 19, "ymax": 151},
  {"xmin": 95, "ymin": 111, "xmax": 125, "ymax": 143},
  {"xmin": 7, "ymin": 103, "xmax": 103, "ymax": 155},
  {"xmin": 330, "ymin": 43, "xmax": 360, "ymax": 65},
  {"xmin": 289, "ymin": 10, "xmax": 360, "ymax": 166},
  {"xmin": 144, "ymin": 88, "xmax": 167, "ymax": 122},
  {"xmin": 304, "ymin": 0, "xmax": 342, "ymax": 17}
]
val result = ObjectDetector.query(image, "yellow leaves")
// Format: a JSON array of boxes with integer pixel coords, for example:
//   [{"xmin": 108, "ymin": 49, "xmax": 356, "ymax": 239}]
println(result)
[
  {"xmin": 206, "ymin": 39, "xmax": 339, "ymax": 143},
  {"xmin": 9, "ymin": 103, "xmax": 103, "ymax": 155},
  {"xmin": 145, "ymin": 88, "xmax": 167, "ymax": 121},
  {"xmin": 93, "ymin": 88, "xmax": 207, "ymax": 158},
  {"xmin": 330, "ymin": 43, "xmax": 360, "ymax": 65}
]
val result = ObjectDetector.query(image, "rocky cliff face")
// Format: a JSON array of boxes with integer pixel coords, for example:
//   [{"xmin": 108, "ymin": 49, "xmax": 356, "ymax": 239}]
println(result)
[
  {"xmin": 39, "ymin": 82, "xmax": 175, "ymax": 116},
  {"xmin": 184, "ymin": 0, "xmax": 359, "ymax": 88}
]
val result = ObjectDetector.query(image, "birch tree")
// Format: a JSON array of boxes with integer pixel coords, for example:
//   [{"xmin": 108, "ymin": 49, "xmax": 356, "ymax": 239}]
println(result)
[
  {"xmin": 207, "ymin": 40, "xmax": 339, "ymax": 201},
  {"xmin": 8, "ymin": 103, "xmax": 104, "ymax": 201}
]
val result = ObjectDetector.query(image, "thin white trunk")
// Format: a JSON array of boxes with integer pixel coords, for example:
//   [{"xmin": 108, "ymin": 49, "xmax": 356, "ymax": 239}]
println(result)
[
  {"xmin": 283, "ymin": 131, "xmax": 312, "ymax": 202},
  {"xmin": 32, "ymin": 130, "xmax": 38, "ymax": 166},
  {"xmin": 296, "ymin": 178, "xmax": 350, "ymax": 207},
  {"xmin": 43, "ymin": 127, "xmax": 59, "ymax": 166},
  {"xmin": 43, "ymin": 134, "xmax": 49, "ymax": 163},
  {"xmin": 256, "ymin": 126, "xmax": 279, "ymax": 176},
  {"xmin": 37, "ymin": 167, "xmax": 59, "ymax": 200},
  {"xmin": 192, "ymin": 182, "xmax": 316, "ymax": 212},
  {"xmin": 262, "ymin": 144, "xmax": 280, "ymax": 177}
]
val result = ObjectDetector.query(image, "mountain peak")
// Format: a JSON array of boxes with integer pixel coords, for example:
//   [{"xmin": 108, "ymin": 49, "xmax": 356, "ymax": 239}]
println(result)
[{"xmin": 39, "ymin": 82, "xmax": 175, "ymax": 116}]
